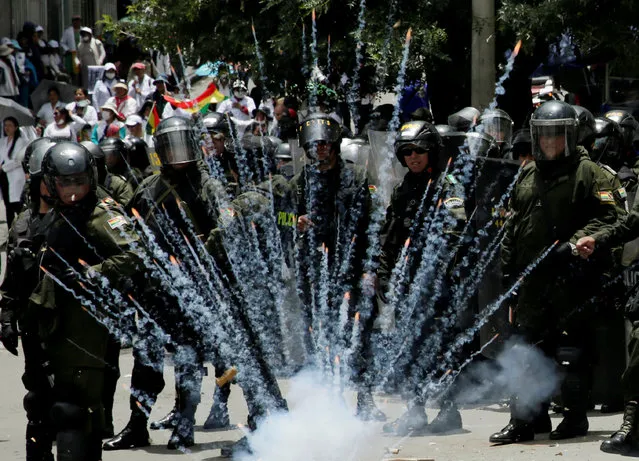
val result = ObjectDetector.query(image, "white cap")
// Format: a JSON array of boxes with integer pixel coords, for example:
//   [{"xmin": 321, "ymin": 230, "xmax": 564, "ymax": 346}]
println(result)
[
  {"xmin": 48, "ymin": 40, "xmax": 59, "ymax": 48},
  {"xmin": 125, "ymin": 115, "xmax": 143, "ymax": 126},
  {"xmin": 35, "ymin": 25, "xmax": 44, "ymax": 32},
  {"xmin": 104, "ymin": 62, "xmax": 116, "ymax": 71},
  {"xmin": 0, "ymin": 37, "xmax": 11, "ymax": 46},
  {"xmin": 80, "ymin": 26, "xmax": 92, "ymax": 35}
]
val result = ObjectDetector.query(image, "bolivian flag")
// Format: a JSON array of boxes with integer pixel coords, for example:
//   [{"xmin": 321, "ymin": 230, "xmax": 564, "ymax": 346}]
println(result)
[
  {"xmin": 147, "ymin": 102, "xmax": 161, "ymax": 134},
  {"xmin": 163, "ymin": 82, "xmax": 226, "ymax": 114}
]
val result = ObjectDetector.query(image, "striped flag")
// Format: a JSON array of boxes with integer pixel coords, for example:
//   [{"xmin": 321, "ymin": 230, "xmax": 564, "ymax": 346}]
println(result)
[
  {"xmin": 147, "ymin": 102, "xmax": 161, "ymax": 134},
  {"xmin": 163, "ymin": 82, "xmax": 226, "ymax": 113}
]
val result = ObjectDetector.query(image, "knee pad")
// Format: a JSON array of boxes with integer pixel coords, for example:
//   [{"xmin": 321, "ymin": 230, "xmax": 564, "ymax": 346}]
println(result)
[
  {"xmin": 24, "ymin": 391, "xmax": 49, "ymax": 421},
  {"xmin": 50, "ymin": 402, "xmax": 86, "ymax": 430}
]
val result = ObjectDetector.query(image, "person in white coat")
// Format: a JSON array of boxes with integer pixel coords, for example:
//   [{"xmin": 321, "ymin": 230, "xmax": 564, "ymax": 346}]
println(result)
[
  {"xmin": 60, "ymin": 14, "xmax": 82, "ymax": 77},
  {"xmin": 216, "ymin": 79, "xmax": 255, "ymax": 121},
  {"xmin": 107, "ymin": 81, "xmax": 138, "ymax": 118},
  {"xmin": 93, "ymin": 62, "xmax": 118, "ymax": 111},
  {"xmin": 67, "ymin": 87, "xmax": 98, "ymax": 128},
  {"xmin": 36, "ymin": 87, "xmax": 65, "ymax": 126},
  {"xmin": 77, "ymin": 27, "xmax": 106, "ymax": 88},
  {"xmin": 0, "ymin": 116, "xmax": 27, "ymax": 226},
  {"xmin": 0, "ymin": 45, "xmax": 19, "ymax": 99},
  {"xmin": 127, "ymin": 62, "xmax": 154, "ymax": 108}
]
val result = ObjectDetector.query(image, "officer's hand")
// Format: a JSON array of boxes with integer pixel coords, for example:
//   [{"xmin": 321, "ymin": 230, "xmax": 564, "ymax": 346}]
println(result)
[
  {"xmin": 297, "ymin": 215, "xmax": 314, "ymax": 233},
  {"xmin": 553, "ymin": 242, "xmax": 578, "ymax": 261},
  {"xmin": 576, "ymin": 236, "xmax": 596, "ymax": 259},
  {"xmin": 1, "ymin": 321, "xmax": 19, "ymax": 356}
]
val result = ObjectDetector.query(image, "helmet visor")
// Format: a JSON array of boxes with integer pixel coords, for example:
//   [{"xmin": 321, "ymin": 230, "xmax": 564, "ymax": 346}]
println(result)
[
  {"xmin": 154, "ymin": 129, "xmax": 200, "ymax": 165},
  {"xmin": 531, "ymin": 123, "xmax": 575, "ymax": 161},
  {"xmin": 479, "ymin": 117, "xmax": 512, "ymax": 145}
]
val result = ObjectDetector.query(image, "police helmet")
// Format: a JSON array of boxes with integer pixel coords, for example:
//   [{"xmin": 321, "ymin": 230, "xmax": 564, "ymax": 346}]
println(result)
[
  {"xmin": 203, "ymin": 112, "xmax": 233, "ymax": 138},
  {"xmin": 448, "ymin": 107, "xmax": 480, "ymax": 133},
  {"xmin": 394, "ymin": 120, "xmax": 443, "ymax": 167},
  {"xmin": 593, "ymin": 117, "xmax": 624, "ymax": 169},
  {"xmin": 298, "ymin": 112, "xmax": 342, "ymax": 159},
  {"xmin": 41, "ymin": 142, "xmax": 96, "ymax": 204},
  {"xmin": 124, "ymin": 136, "xmax": 150, "ymax": 170},
  {"xmin": 99, "ymin": 137, "xmax": 127, "ymax": 161},
  {"xmin": 24, "ymin": 137, "xmax": 56, "ymax": 176},
  {"xmin": 81, "ymin": 140, "xmax": 104, "ymax": 160},
  {"xmin": 530, "ymin": 100, "xmax": 578, "ymax": 161},
  {"xmin": 153, "ymin": 116, "xmax": 200, "ymax": 166},
  {"xmin": 572, "ymin": 105, "xmax": 596, "ymax": 147},
  {"xmin": 477, "ymin": 109, "xmax": 514, "ymax": 149},
  {"xmin": 604, "ymin": 110, "xmax": 639, "ymax": 152}
]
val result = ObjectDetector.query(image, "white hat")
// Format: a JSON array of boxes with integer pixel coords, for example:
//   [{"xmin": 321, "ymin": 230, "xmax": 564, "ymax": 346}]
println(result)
[
  {"xmin": 35, "ymin": 25, "xmax": 44, "ymax": 32},
  {"xmin": 104, "ymin": 62, "xmax": 116, "ymax": 71},
  {"xmin": 0, "ymin": 45, "xmax": 12, "ymax": 57},
  {"xmin": 48, "ymin": 40, "xmax": 59, "ymax": 48},
  {"xmin": 125, "ymin": 115, "xmax": 143, "ymax": 126},
  {"xmin": 80, "ymin": 26, "xmax": 92, "ymax": 35},
  {"xmin": 0, "ymin": 37, "xmax": 11, "ymax": 46},
  {"xmin": 112, "ymin": 81, "xmax": 128, "ymax": 92}
]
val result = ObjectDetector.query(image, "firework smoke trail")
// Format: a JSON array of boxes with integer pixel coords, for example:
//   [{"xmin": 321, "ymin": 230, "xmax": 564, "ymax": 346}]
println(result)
[
  {"xmin": 376, "ymin": 0, "xmax": 399, "ymax": 92},
  {"xmin": 327, "ymin": 34, "xmax": 331, "ymax": 72},
  {"xmin": 302, "ymin": 23, "xmax": 309, "ymax": 79},
  {"xmin": 449, "ymin": 161, "xmax": 526, "ymax": 308},
  {"xmin": 487, "ymin": 40, "xmax": 523, "ymax": 111},
  {"xmin": 226, "ymin": 120, "xmax": 254, "ymax": 187},
  {"xmin": 347, "ymin": 0, "xmax": 367, "ymax": 133},
  {"xmin": 440, "ymin": 241, "xmax": 560, "ymax": 366},
  {"xmin": 387, "ymin": 28, "xmax": 412, "ymax": 139},
  {"xmin": 251, "ymin": 20, "xmax": 268, "ymax": 92}
]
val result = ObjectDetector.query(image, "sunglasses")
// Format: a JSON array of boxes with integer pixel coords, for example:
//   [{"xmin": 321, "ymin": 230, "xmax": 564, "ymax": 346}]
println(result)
[{"xmin": 400, "ymin": 146, "xmax": 428, "ymax": 156}]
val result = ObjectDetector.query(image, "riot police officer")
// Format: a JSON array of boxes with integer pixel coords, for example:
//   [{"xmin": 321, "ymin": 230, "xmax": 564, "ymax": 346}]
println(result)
[
  {"xmin": 81, "ymin": 141, "xmax": 134, "ymax": 206},
  {"xmin": 291, "ymin": 112, "xmax": 385, "ymax": 421},
  {"xmin": 476, "ymin": 108, "xmax": 514, "ymax": 158},
  {"xmin": 31, "ymin": 141, "xmax": 143, "ymax": 461},
  {"xmin": 99, "ymin": 137, "xmax": 144, "ymax": 189},
  {"xmin": 0, "ymin": 137, "xmax": 56, "ymax": 461},
  {"xmin": 378, "ymin": 121, "xmax": 467, "ymax": 435},
  {"xmin": 490, "ymin": 100, "xmax": 619, "ymax": 444}
]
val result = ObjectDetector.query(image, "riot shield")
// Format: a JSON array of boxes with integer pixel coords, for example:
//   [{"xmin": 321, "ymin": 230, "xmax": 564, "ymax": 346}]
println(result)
[{"xmin": 367, "ymin": 130, "xmax": 407, "ymax": 206}]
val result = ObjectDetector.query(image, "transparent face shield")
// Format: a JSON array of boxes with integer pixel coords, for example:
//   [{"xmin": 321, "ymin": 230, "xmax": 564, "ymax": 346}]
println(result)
[
  {"xmin": 54, "ymin": 173, "xmax": 91, "ymax": 204},
  {"xmin": 479, "ymin": 117, "xmax": 513, "ymax": 145},
  {"xmin": 531, "ymin": 121, "xmax": 576, "ymax": 161},
  {"xmin": 154, "ymin": 128, "xmax": 200, "ymax": 165},
  {"xmin": 592, "ymin": 136, "xmax": 621, "ymax": 164}
]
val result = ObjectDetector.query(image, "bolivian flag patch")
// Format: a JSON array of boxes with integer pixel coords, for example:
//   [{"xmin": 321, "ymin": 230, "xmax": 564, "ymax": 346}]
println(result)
[
  {"xmin": 107, "ymin": 216, "xmax": 127, "ymax": 229},
  {"xmin": 598, "ymin": 191, "xmax": 615, "ymax": 203},
  {"xmin": 618, "ymin": 188, "xmax": 627, "ymax": 200},
  {"xmin": 368, "ymin": 185, "xmax": 377, "ymax": 195}
]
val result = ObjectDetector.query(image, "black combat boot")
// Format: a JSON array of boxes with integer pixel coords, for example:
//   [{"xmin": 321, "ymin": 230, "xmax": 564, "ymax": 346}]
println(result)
[
  {"xmin": 203, "ymin": 384, "xmax": 231, "ymax": 430},
  {"xmin": 102, "ymin": 411, "xmax": 150, "ymax": 451},
  {"xmin": 427, "ymin": 400, "xmax": 462, "ymax": 434},
  {"xmin": 601, "ymin": 401, "xmax": 639, "ymax": 454},
  {"xmin": 355, "ymin": 390, "xmax": 387, "ymax": 422},
  {"xmin": 149, "ymin": 404, "xmax": 179, "ymax": 430},
  {"xmin": 221, "ymin": 436, "xmax": 252, "ymax": 458},
  {"xmin": 549, "ymin": 412, "xmax": 589, "ymax": 440},
  {"xmin": 532, "ymin": 402, "xmax": 552, "ymax": 433},
  {"xmin": 382, "ymin": 405, "xmax": 428, "ymax": 436},
  {"xmin": 26, "ymin": 420, "xmax": 54, "ymax": 461},
  {"xmin": 489, "ymin": 419, "xmax": 535, "ymax": 444}
]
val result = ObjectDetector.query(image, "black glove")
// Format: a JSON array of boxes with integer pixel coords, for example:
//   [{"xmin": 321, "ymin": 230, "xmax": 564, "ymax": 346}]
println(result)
[
  {"xmin": 553, "ymin": 242, "xmax": 577, "ymax": 261},
  {"xmin": 376, "ymin": 279, "xmax": 390, "ymax": 305},
  {"xmin": 1, "ymin": 320, "xmax": 19, "ymax": 356}
]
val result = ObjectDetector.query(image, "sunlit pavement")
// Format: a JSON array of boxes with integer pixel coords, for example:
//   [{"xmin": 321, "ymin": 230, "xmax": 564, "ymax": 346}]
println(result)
[{"xmin": 0, "ymin": 346, "xmax": 627, "ymax": 461}]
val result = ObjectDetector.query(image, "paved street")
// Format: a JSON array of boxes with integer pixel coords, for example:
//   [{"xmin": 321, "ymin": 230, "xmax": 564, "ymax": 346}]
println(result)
[{"xmin": 0, "ymin": 345, "xmax": 631, "ymax": 461}]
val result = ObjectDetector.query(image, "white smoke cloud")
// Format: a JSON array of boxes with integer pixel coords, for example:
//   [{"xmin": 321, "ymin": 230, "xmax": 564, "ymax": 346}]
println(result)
[{"xmin": 240, "ymin": 370, "xmax": 376, "ymax": 461}]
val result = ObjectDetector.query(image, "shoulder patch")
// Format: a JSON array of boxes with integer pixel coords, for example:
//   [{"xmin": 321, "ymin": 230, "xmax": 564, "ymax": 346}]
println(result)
[
  {"xmin": 598, "ymin": 191, "xmax": 615, "ymax": 203},
  {"xmin": 618, "ymin": 187, "xmax": 627, "ymax": 200},
  {"xmin": 107, "ymin": 215, "xmax": 127, "ymax": 230},
  {"xmin": 446, "ymin": 174, "xmax": 458, "ymax": 185},
  {"xmin": 101, "ymin": 196, "xmax": 116, "ymax": 207},
  {"xmin": 444, "ymin": 197, "xmax": 464, "ymax": 209},
  {"xmin": 368, "ymin": 184, "xmax": 377, "ymax": 195}
]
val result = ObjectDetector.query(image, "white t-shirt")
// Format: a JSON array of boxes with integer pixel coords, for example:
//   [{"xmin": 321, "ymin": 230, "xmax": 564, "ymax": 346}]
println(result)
[
  {"xmin": 216, "ymin": 95, "xmax": 256, "ymax": 121},
  {"xmin": 36, "ymin": 101, "xmax": 65, "ymax": 125},
  {"xmin": 43, "ymin": 122, "xmax": 77, "ymax": 141}
]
